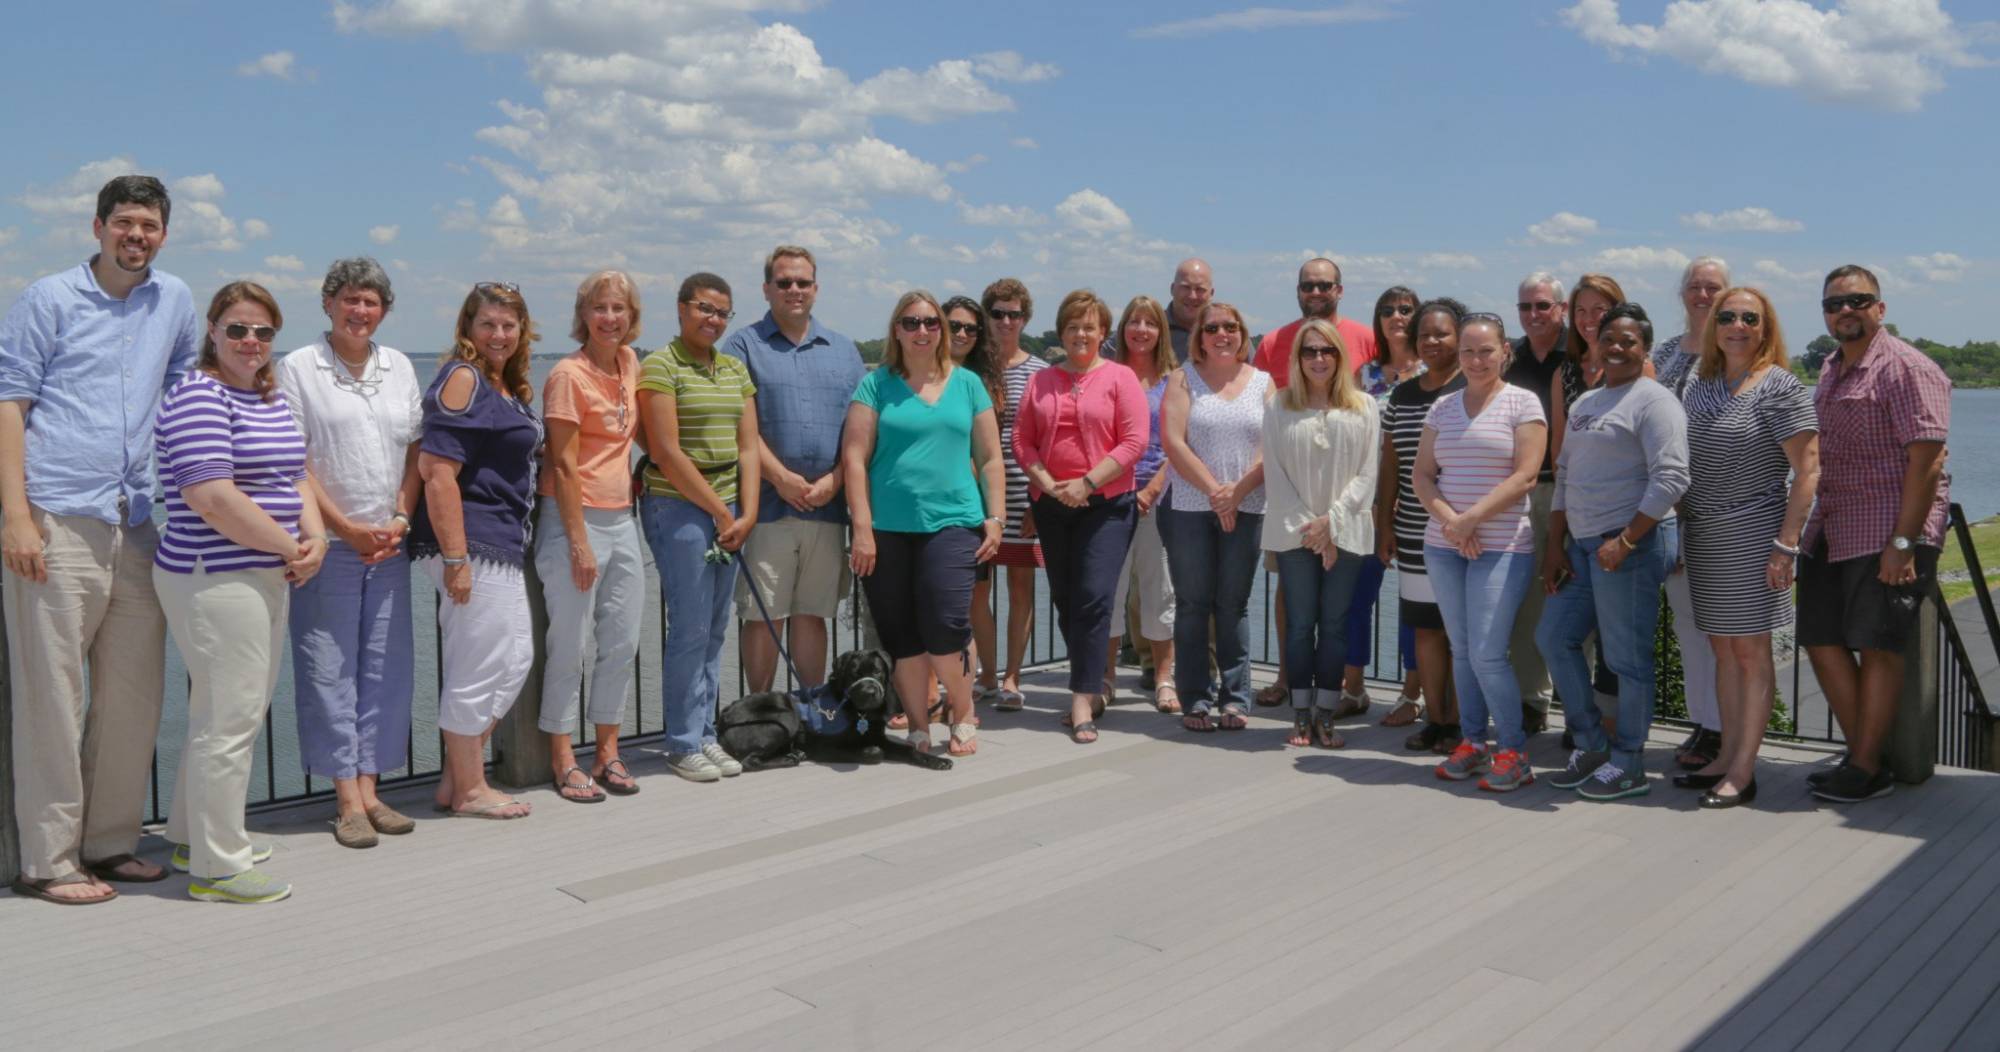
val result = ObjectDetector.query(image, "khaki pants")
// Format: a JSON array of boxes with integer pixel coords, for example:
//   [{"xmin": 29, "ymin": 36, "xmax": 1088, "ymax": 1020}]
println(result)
[
  {"xmin": 1512, "ymin": 482, "xmax": 1554, "ymax": 712},
  {"xmin": 5, "ymin": 509, "xmax": 166, "ymax": 881},
  {"xmin": 156, "ymin": 563, "xmax": 288, "ymax": 881}
]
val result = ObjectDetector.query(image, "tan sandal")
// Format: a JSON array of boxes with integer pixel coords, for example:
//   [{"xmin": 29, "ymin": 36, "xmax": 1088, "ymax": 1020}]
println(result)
[
  {"xmin": 1154, "ymin": 683, "xmax": 1182, "ymax": 715},
  {"xmin": 1379, "ymin": 696, "xmax": 1423, "ymax": 727}
]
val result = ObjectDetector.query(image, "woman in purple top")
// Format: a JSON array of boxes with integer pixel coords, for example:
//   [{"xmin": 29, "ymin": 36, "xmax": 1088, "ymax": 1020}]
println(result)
[
  {"xmin": 153, "ymin": 281, "xmax": 324, "ymax": 905},
  {"xmin": 411, "ymin": 283, "xmax": 543, "ymax": 820},
  {"xmin": 1107, "ymin": 295, "xmax": 1179, "ymax": 713}
]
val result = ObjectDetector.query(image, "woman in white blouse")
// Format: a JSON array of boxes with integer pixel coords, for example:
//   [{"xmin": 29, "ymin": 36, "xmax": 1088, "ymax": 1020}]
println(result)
[
  {"xmin": 274, "ymin": 258, "xmax": 423, "ymax": 849},
  {"xmin": 1261, "ymin": 319, "xmax": 1380, "ymax": 748}
]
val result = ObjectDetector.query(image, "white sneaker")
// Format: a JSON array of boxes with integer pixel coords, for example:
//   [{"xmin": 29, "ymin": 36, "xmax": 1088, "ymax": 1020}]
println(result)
[
  {"xmin": 666, "ymin": 752, "xmax": 722, "ymax": 783},
  {"xmin": 701, "ymin": 742, "xmax": 744, "ymax": 778}
]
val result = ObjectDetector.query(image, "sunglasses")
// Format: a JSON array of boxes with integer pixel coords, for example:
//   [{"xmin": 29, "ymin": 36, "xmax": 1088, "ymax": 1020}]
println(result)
[
  {"xmin": 947, "ymin": 320, "xmax": 980, "ymax": 336},
  {"xmin": 988, "ymin": 308, "xmax": 1026, "ymax": 321},
  {"xmin": 1377, "ymin": 303, "xmax": 1415, "ymax": 317},
  {"xmin": 1202, "ymin": 321, "xmax": 1241, "ymax": 335},
  {"xmin": 1714, "ymin": 309, "xmax": 1762, "ymax": 327},
  {"xmin": 1821, "ymin": 293, "xmax": 1878, "ymax": 314},
  {"xmin": 685, "ymin": 300, "xmax": 734, "ymax": 320},
  {"xmin": 1463, "ymin": 312, "xmax": 1505, "ymax": 325},
  {"xmin": 1516, "ymin": 300, "xmax": 1557, "ymax": 313},
  {"xmin": 1298, "ymin": 345, "xmax": 1339, "ymax": 361},
  {"xmin": 221, "ymin": 323, "xmax": 278, "ymax": 343},
  {"xmin": 770, "ymin": 278, "xmax": 814, "ymax": 291},
  {"xmin": 898, "ymin": 315, "xmax": 942, "ymax": 332},
  {"xmin": 1298, "ymin": 281, "xmax": 1338, "ymax": 294},
  {"xmin": 474, "ymin": 281, "xmax": 519, "ymax": 295}
]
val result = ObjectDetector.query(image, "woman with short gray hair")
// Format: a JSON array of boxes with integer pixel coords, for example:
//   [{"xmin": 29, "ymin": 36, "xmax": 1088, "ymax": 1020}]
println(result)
[{"xmin": 275, "ymin": 257, "xmax": 424, "ymax": 848}]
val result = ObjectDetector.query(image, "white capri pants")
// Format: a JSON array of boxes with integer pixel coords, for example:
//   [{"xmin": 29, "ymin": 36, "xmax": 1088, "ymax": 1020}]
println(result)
[
  {"xmin": 421, "ymin": 556, "xmax": 534, "ymax": 736},
  {"xmin": 1112, "ymin": 510, "xmax": 1175, "ymax": 642},
  {"xmin": 533, "ymin": 505, "xmax": 646, "ymax": 734},
  {"xmin": 1664, "ymin": 567, "xmax": 1720, "ymax": 731}
]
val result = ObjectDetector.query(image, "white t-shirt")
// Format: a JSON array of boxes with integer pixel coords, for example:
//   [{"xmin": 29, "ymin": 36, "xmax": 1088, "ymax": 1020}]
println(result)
[{"xmin": 274, "ymin": 338, "xmax": 423, "ymax": 527}]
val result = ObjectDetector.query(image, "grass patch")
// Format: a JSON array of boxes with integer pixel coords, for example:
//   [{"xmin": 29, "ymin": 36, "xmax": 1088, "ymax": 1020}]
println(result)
[{"xmin": 1938, "ymin": 515, "xmax": 2000, "ymax": 605}]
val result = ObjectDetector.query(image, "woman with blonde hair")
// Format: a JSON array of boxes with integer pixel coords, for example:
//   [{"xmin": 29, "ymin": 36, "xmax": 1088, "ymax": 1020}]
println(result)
[
  {"xmin": 412, "ymin": 282, "xmax": 542, "ymax": 818},
  {"xmin": 535, "ymin": 270, "xmax": 647, "ymax": 802},
  {"xmin": 1675, "ymin": 287, "xmax": 1819, "ymax": 807},
  {"xmin": 1160, "ymin": 301, "xmax": 1268, "ymax": 731},
  {"xmin": 1107, "ymin": 295, "xmax": 1179, "ymax": 713},
  {"xmin": 1262, "ymin": 318, "xmax": 1379, "ymax": 748}
]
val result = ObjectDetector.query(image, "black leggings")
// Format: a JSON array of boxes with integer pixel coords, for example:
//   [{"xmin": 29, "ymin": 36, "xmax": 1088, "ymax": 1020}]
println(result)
[
  {"xmin": 1033, "ymin": 493, "xmax": 1138, "ymax": 694},
  {"xmin": 861, "ymin": 527, "xmax": 980, "ymax": 661}
]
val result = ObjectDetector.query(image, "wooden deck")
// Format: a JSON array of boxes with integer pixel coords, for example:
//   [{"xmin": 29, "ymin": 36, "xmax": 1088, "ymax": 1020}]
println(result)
[{"xmin": 4, "ymin": 667, "xmax": 1999, "ymax": 1051}]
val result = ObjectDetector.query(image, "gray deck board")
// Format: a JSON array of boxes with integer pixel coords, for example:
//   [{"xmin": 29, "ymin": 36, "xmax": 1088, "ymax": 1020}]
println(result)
[{"xmin": 2, "ymin": 666, "xmax": 1995, "ymax": 1051}]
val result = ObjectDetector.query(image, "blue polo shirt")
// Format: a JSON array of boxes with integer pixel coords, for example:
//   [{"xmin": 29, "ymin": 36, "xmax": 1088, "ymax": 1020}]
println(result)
[
  {"xmin": 720, "ymin": 312, "xmax": 865, "ymax": 525},
  {"xmin": 0, "ymin": 259, "xmax": 200, "ymax": 525}
]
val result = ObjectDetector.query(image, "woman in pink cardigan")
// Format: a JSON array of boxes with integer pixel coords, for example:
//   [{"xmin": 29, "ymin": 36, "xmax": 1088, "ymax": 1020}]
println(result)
[{"xmin": 1012, "ymin": 289, "xmax": 1149, "ymax": 743}]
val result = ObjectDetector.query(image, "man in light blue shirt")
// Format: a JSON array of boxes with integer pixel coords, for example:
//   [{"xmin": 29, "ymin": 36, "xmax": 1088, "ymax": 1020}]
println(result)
[
  {"xmin": 0, "ymin": 175, "xmax": 199, "ymax": 902},
  {"xmin": 721, "ymin": 246, "xmax": 864, "ymax": 691}
]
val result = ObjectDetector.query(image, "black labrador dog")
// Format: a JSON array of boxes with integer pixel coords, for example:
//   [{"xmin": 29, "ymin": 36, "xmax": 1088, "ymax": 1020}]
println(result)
[{"xmin": 718, "ymin": 648, "xmax": 953, "ymax": 771}]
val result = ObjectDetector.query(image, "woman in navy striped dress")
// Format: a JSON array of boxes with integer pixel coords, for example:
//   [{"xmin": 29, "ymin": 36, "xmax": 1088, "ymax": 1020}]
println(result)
[
  {"xmin": 1676, "ymin": 287, "xmax": 1819, "ymax": 807},
  {"xmin": 153, "ymin": 281, "xmax": 324, "ymax": 904}
]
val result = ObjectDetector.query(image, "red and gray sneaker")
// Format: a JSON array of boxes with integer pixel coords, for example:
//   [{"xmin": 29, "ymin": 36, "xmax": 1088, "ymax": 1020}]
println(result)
[
  {"xmin": 1435, "ymin": 741, "xmax": 1491, "ymax": 781},
  {"xmin": 1479, "ymin": 748, "xmax": 1535, "ymax": 792}
]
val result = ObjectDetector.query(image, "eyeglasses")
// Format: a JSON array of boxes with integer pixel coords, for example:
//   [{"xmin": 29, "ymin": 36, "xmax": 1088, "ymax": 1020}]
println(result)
[
  {"xmin": 770, "ymin": 278, "xmax": 815, "ymax": 291},
  {"xmin": 1822, "ymin": 293, "xmax": 1878, "ymax": 314},
  {"xmin": 1714, "ymin": 309, "xmax": 1762, "ymax": 327},
  {"xmin": 332, "ymin": 371, "xmax": 381, "ymax": 397},
  {"xmin": 947, "ymin": 320, "xmax": 980, "ymax": 336},
  {"xmin": 1298, "ymin": 281, "xmax": 1338, "ymax": 294},
  {"xmin": 1298, "ymin": 345, "xmax": 1339, "ymax": 361},
  {"xmin": 1202, "ymin": 321, "xmax": 1241, "ymax": 335},
  {"xmin": 1377, "ymin": 304, "xmax": 1415, "ymax": 318},
  {"xmin": 988, "ymin": 308, "xmax": 1026, "ymax": 321},
  {"xmin": 898, "ymin": 315, "xmax": 942, "ymax": 332},
  {"xmin": 1516, "ymin": 300, "xmax": 1557, "ymax": 313},
  {"xmin": 474, "ymin": 281, "xmax": 519, "ymax": 295},
  {"xmin": 685, "ymin": 300, "xmax": 734, "ymax": 321},
  {"xmin": 222, "ymin": 323, "xmax": 278, "ymax": 343}
]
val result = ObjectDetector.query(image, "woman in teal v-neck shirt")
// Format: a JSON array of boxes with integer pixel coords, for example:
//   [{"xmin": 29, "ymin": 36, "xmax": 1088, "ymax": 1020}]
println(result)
[{"xmin": 843, "ymin": 290, "xmax": 1005, "ymax": 758}]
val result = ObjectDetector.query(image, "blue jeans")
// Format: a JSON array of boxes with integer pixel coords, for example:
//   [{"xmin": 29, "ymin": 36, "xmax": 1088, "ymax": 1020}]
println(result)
[
  {"xmin": 642, "ymin": 496, "xmax": 738, "ymax": 757},
  {"xmin": 1276, "ymin": 548, "xmax": 1364, "ymax": 695},
  {"xmin": 288, "ymin": 543, "xmax": 413, "ymax": 780},
  {"xmin": 1427, "ymin": 544, "xmax": 1535, "ymax": 752},
  {"xmin": 1533, "ymin": 521, "xmax": 1678, "ymax": 771},
  {"xmin": 1159, "ymin": 506, "xmax": 1263, "ymax": 714}
]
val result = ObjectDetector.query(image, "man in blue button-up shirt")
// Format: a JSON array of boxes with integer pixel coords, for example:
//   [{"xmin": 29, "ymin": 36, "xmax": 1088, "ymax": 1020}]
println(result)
[
  {"xmin": 721, "ymin": 246, "xmax": 865, "ymax": 692},
  {"xmin": 0, "ymin": 175, "xmax": 198, "ymax": 902}
]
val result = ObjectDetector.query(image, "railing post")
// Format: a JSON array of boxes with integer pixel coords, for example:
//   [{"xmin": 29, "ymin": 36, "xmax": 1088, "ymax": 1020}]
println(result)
[
  {"xmin": 492, "ymin": 556, "xmax": 552, "ymax": 788},
  {"xmin": 1888, "ymin": 598, "xmax": 1939, "ymax": 784},
  {"xmin": 1, "ymin": 579, "xmax": 18, "ymax": 884}
]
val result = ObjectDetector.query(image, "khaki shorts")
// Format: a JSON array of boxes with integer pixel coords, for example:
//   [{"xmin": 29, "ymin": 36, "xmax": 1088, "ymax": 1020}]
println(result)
[{"xmin": 735, "ymin": 517, "xmax": 850, "ymax": 621}]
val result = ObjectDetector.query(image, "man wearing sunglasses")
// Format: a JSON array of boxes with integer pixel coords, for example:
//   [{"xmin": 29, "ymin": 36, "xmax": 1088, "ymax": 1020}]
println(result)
[
  {"xmin": 720, "ymin": 246, "xmax": 864, "ymax": 694},
  {"xmin": 0, "ymin": 175, "xmax": 200, "ymax": 903},
  {"xmin": 1501, "ymin": 271, "xmax": 1571, "ymax": 734},
  {"xmin": 1799, "ymin": 265, "xmax": 1951, "ymax": 805}
]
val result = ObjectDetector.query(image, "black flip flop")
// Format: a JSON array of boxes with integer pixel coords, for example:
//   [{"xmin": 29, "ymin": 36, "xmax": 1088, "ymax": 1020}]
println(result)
[{"xmin": 595, "ymin": 758, "xmax": 641, "ymax": 796}]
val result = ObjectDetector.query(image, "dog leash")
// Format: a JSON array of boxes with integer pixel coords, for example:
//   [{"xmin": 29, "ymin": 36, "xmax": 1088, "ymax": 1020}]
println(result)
[{"xmin": 735, "ymin": 539, "xmax": 811, "ymax": 691}]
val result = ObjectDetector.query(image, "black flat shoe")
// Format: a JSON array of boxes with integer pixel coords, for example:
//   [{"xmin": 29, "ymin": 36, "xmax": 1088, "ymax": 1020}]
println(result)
[
  {"xmin": 1700, "ymin": 780, "xmax": 1757, "ymax": 809},
  {"xmin": 1673, "ymin": 771, "xmax": 1725, "ymax": 791}
]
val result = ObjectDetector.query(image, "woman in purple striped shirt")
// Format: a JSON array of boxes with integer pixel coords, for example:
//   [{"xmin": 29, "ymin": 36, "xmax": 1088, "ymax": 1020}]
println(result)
[{"xmin": 153, "ymin": 281, "xmax": 324, "ymax": 905}]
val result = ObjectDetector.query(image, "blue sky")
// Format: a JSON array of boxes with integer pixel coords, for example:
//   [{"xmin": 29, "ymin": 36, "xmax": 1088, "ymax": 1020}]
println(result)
[{"xmin": 1, "ymin": 0, "xmax": 1994, "ymax": 348}]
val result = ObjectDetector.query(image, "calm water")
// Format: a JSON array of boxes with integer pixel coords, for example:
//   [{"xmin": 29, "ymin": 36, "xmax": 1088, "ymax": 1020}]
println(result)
[{"xmin": 148, "ymin": 374, "xmax": 1997, "ymax": 813}]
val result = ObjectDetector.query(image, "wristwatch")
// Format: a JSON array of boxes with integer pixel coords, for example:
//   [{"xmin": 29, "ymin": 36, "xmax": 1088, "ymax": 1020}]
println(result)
[{"xmin": 1890, "ymin": 535, "xmax": 1914, "ymax": 552}]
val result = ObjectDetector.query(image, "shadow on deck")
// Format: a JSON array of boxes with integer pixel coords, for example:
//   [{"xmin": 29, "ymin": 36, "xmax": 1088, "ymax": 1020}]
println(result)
[{"xmin": 4, "ymin": 666, "xmax": 1998, "ymax": 1051}]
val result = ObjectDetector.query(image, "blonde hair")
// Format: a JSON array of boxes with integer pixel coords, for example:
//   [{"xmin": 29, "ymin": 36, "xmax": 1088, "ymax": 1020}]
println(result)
[
  {"xmin": 1114, "ymin": 295, "xmax": 1177, "ymax": 382},
  {"xmin": 1281, "ymin": 318, "xmax": 1367, "ymax": 413},
  {"xmin": 884, "ymin": 290, "xmax": 949, "ymax": 378},
  {"xmin": 570, "ymin": 269, "xmax": 641, "ymax": 346},
  {"xmin": 1697, "ymin": 286, "xmax": 1789, "ymax": 381},
  {"xmin": 1192, "ymin": 302, "xmax": 1251, "ymax": 365}
]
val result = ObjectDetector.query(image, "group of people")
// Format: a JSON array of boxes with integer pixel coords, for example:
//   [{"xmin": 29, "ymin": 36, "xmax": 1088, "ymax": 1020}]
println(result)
[{"xmin": 0, "ymin": 175, "xmax": 1954, "ymax": 908}]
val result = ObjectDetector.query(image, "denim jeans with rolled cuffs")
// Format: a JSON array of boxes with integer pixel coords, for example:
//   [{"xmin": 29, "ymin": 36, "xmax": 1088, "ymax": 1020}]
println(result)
[
  {"xmin": 643, "ymin": 495, "xmax": 739, "ymax": 758},
  {"xmin": 1160, "ymin": 505, "xmax": 1264, "ymax": 714},
  {"xmin": 1535, "ymin": 521, "xmax": 1678, "ymax": 773},
  {"xmin": 1276, "ymin": 547, "xmax": 1364, "ymax": 699},
  {"xmin": 1426, "ymin": 544, "xmax": 1536, "ymax": 752}
]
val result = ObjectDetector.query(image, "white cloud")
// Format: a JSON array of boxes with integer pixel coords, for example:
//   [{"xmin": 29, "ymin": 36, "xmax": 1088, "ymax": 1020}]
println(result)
[
  {"xmin": 16, "ymin": 161, "xmax": 269, "ymax": 254},
  {"xmin": 1055, "ymin": 189, "xmax": 1133, "ymax": 235},
  {"xmin": 1527, "ymin": 211, "xmax": 1599, "ymax": 245},
  {"xmin": 971, "ymin": 51, "xmax": 1060, "ymax": 82},
  {"xmin": 1753, "ymin": 258, "xmax": 1819, "ymax": 284},
  {"xmin": 1561, "ymin": 0, "xmax": 1990, "ymax": 112},
  {"xmin": 241, "ymin": 218, "xmax": 271, "ymax": 240},
  {"xmin": 1416, "ymin": 252, "xmax": 1483, "ymax": 270},
  {"xmin": 958, "ymin": 201, "xmax": 1045, "ymax": 227},
  {"xmin": 369, "ymin": 224, "xmax": 400, "ymax": 244},
  {"xmin": 1010, "ymin": 136, "xmax": 1039, "ymax": 149},
  {"xmin": 1906, "ymin": 251, "xmax": 1968, "ymax": 281},
  {"xmin": 1133, "ymin": 3, "xmax": 1406, "ymax": 39},
  {"xmin": 236, "ymin": 51, "xmax": 297, "ymax": 80},
  {"xmin": 943, "ymin": 153, "xmax": 988, "ymax": 174},
  {"xmin": 263, "ymin": 254, "xmax": 305, "ymax": 271},
  {"xmin": 172, "ymin": 173, "xmax": 227, "ymax": 202},
  {"xmin": 1590, "ymin": 245, "xmax": 1692, "ymax": 272},
  {"xmin": 1680, "ymin": 206, "xmax": 1805, "ymax": 233}
]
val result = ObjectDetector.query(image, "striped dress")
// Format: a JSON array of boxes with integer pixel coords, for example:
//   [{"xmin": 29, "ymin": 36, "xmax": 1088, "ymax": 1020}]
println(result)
[
  {"xmin": 154, "ymin": 373, "xmax": 307, "ymax": 573},
  {"xmin": 1384, "ymin": 371, "xmax": 1465, "ymax": 603},
  {"xmin": 995, "ymin": 352, "xmax": 1050, "ymax": 558},
  {"xmin": 1422, "ymin": 383, "xmax": 1545, "ymax": 554},
  {"xmin": 1682, "ymin": 367, "xmax": 1818, "ymax": 635}
]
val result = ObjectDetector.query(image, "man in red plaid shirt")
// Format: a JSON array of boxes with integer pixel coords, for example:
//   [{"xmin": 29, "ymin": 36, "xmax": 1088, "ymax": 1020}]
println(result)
[{"xmin": 1797, "ymin": 264, "xmax": 1951, "ymax": 805}]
